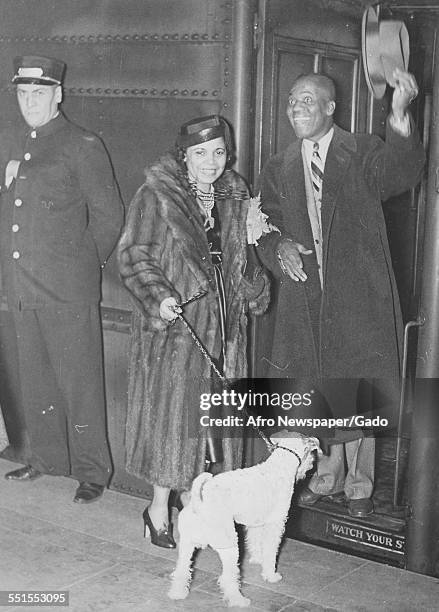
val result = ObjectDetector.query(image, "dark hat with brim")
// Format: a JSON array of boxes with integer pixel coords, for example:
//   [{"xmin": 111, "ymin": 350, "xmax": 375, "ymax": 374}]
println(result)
[
  {"xmin": 176, "ymin": 115, "xmax": 226, "ymax": 148},
  {"xmin": 362, "ymin": 6, "xmax": 409, "ymax": 100},
  {"xmin": 12, "ymin": 55, "xmax": 66, "ymax": 86}
]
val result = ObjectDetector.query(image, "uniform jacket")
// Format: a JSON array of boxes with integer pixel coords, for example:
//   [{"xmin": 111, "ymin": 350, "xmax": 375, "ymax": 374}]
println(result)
[
  {"xmin": 256, "ymin": 120, "xmax": 425, "ymax": 384},
  {"xmin": 0, "ymin": 113, "xmax": 123, "ymax": 308},
  {"xmin": 118, "ymin": 154, "xmax": 269, "ymax": 488}
]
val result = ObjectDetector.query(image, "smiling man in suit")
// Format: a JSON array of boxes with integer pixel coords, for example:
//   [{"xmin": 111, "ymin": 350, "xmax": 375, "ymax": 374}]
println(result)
[{"xmin": 256, "ymin": 69, "xmax": 425, "ymax": 517}]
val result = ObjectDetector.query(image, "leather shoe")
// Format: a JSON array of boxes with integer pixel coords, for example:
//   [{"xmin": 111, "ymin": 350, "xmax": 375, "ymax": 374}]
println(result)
[
  {"xmin": 298, "ymin": 486, "xmax": 325, "ymax": 505},
  {"xmin": 348, "ymin": 498, "xmax": 373, "ymax": 517},
  {"xmin": 143, "ymin": 507, "xmax": 176, "ymax": 549},
  {"xmin": 4, "ymin": 465, "xmax": 42, "ymax": 481},
  {"xmin": 73, "ymin": 482, "xmax": 105, "ymax": 504}
]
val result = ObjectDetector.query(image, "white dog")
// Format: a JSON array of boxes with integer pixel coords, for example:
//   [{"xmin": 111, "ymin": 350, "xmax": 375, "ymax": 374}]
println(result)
[{"xmin": 168, "ymin": 430, "xmax": 321, "ymax": 607}]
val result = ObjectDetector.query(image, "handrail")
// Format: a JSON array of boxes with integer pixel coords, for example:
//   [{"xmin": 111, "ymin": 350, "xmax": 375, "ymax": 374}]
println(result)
[{"xmin": 392, "ymin": 316, "xmax": 424, "ymax": 509}]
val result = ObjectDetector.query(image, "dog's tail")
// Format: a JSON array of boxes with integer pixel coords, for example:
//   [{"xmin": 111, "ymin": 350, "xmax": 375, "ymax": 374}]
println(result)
[{"xmin": 190, "ymin": 472, "xmax": 213, "ymax": 514}]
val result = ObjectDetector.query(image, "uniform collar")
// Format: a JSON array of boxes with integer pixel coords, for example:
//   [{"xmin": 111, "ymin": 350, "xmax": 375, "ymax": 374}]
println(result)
[{"xmin": 24, "ymin": 112, "xmax": 67, "ymax": 138}]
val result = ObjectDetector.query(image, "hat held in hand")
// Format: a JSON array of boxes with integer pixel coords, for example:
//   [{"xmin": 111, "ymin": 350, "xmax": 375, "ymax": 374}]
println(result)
[{"xmin": 362, "ymin": 6, "xmax": 410, "ymax": 99}]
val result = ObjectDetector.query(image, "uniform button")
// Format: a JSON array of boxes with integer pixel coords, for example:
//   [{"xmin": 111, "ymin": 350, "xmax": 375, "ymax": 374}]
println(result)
[
  {"xmin": 30, "ymin": 130, "xmax": 37, "ymax": 138},
  {"xmin": 14, "ymin": 198, "xmax": 22, "ymax": 207},
  {"xmin": 12, "ymin": 224, "xmax": 19, "ymax": 232},
  {"xmin": 12, "ymin": 251, "xmax": 20, "ymax": 259},
  {"xmin": 24, "ymin": 152, "xmax": 31, "ymax": 161}
]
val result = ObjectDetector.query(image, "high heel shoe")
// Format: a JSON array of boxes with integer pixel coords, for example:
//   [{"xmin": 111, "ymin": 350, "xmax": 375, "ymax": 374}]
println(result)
[{"xmin": 142, "ymin": 507, "xmax": 176, "ymax": 549}]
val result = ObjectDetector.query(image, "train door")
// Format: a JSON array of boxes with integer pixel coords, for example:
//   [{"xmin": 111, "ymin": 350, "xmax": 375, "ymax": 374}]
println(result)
[{"xmin": 251, "ymin": 0, "xmax": 436, "ymax": 572}]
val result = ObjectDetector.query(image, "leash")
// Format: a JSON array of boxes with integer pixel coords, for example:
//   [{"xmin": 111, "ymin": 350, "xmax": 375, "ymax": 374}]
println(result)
[
  {"xmin": 175, "ymin": 292, "xmax": 302, "ymax": 466},
  {"xmin": 175, "ymin": 311, "xmax": 226, "ymax": 384}
]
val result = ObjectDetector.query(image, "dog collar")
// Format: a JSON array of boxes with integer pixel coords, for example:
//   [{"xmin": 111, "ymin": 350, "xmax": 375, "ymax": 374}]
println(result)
[{"xmin": 271, "ymin": 442, "xmax": 302, "ymax": 466}]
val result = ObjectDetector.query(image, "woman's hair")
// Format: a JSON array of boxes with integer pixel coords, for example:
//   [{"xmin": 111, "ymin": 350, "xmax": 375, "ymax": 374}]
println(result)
[{"xmin": 174, "ymin": 114, "xmax": 235, "ymax": 167}]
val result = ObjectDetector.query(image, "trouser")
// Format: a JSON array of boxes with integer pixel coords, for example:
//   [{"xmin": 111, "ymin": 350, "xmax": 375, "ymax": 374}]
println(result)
[
  {"xmin": 308, "ymin": 437, "xmax": 375, "ymax": 499},
  {"xmin": 0, "ymin": 310, "xmax": 30, "ymax": 460},
  {"xmin": 11, "ymin": 304, "xmax": 112, "ymax": 485}
]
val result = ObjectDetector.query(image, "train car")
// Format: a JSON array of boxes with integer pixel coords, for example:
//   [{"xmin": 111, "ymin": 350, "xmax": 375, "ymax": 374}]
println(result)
[{"xmin": 0, "ymin": 0, "xmax": 438, "ymax": 579}]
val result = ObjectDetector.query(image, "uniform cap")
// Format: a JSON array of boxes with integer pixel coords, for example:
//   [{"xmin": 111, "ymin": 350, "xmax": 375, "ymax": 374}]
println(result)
[{"xmin": 12, "ymin": 55, "xmax": 66, "ymax": 86}]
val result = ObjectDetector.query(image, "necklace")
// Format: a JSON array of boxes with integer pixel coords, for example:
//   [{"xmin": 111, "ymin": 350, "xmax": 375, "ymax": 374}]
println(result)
[
  {"xmin": 196, "ymin": 188, "xmax": 215, "ymax": 216},
  {"xmin": 189, "ymin": 178, "xmax": 215, "ymax": 229}
]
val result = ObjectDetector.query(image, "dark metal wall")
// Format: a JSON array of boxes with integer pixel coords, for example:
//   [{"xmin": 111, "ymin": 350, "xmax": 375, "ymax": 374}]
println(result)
[
  {"xmin": 0, "ymin": 0, "xmax": 240, "ymax": 305},
  {"xmin": 0, "ymin": 0, "xmax": 245, "ymax": 496}
]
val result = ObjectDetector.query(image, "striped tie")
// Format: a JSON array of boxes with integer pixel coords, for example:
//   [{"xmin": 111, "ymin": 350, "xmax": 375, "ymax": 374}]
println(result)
[{"xmin": 311, "ymin": 142, "xmax": 324, "ymax": 199}]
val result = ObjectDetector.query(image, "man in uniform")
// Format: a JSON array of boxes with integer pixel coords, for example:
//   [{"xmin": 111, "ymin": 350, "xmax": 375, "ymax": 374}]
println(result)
[{"xmin": 0, "ymin": 55, "xmax": 124, "ymax": 503}]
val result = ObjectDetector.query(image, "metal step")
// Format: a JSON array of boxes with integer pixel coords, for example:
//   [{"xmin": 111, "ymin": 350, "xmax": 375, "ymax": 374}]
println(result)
[{"xmin": 286, "ymin": 495, "xmax": 406, "ymax": 567}]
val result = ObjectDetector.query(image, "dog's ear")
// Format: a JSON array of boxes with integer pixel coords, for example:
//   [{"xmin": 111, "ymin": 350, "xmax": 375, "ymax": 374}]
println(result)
[{"xmin": 306, "ymin": 437, "xmax": 322, "ymax": 456}]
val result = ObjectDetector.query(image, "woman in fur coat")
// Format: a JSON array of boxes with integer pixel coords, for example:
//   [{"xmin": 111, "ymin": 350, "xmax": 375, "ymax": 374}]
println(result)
[{"xmin": 118, "ymin": 115, "xmax": 268, "ymax": 548}]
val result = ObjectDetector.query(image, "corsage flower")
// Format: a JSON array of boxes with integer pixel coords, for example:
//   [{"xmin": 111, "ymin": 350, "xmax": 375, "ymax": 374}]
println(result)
[{"xmin": 246, "ymin": 194, "xmax": 280, "ymax": 245}]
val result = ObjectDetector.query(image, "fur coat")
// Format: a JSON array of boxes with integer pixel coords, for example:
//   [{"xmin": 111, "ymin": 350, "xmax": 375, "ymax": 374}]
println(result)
[{"xmin": 118, "ymin": 154, "xmax": 268, "ymax": 489}]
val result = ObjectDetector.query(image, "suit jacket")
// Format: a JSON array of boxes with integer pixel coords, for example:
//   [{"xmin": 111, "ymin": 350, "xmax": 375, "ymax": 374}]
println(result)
[
  {"xmin": 0, "ymin": 113, "xmax": 123, "ymax": 308},
  {"xmin": 256, "ymin": 119, "xmax": 425, "ymax": 382}
]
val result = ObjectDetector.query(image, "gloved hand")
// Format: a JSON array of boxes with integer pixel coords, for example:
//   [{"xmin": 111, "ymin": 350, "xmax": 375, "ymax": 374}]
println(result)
[{"xmin": 159, "ymin": 296, "xmax": 182, "ymax": 322}]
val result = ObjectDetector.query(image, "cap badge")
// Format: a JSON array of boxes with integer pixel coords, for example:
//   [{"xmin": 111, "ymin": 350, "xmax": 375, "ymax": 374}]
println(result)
[{"xmin": 17, "ymin": 67, "xmax": 44, "ymax": 79}]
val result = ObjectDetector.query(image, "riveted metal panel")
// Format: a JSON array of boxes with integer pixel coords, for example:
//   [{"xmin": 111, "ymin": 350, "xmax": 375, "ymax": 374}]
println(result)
[
  {"xmin": 0, "ymin": 0, "xmax": 233, "ymax": 307},
  {"xmin": 0, "ymin": 0, "xmax": 235, "ymax": 495},
  {"xmin": 0, "ymin": 0, "xmax": 229, "ymax": 39},
  {"xmin": 62, "ymin": 94, "xmax": 223, "ymax": 202},
  {"xmin": 1, "ymin": 41, "xmax": 225, "ymax": 99}
]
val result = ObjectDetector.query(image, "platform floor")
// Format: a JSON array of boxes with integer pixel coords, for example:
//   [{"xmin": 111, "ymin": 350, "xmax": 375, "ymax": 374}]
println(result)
[{"xmin": 0, "ymin": 457, "xmax": 438, "ymax": 612}]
